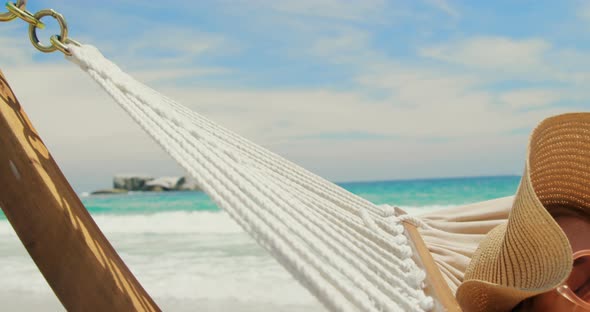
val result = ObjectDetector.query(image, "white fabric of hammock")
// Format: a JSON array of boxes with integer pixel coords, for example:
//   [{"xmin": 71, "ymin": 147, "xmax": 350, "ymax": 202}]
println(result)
[{"xmin": 67, "ymin": 44, "xmax": 434, "ymax": 312}]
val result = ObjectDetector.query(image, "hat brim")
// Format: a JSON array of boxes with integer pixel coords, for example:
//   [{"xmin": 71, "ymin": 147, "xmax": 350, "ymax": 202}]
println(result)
[
  {"xmin": 456, "ymin": 220, "xmax": 569, "ymax": 312},
  {"xmin": 455, "ymin": 113, "xmax": 590, "ymax": 311},
  {"xmin": 457, "ymin": 279, "xmax": 538, "ymax": 312}
]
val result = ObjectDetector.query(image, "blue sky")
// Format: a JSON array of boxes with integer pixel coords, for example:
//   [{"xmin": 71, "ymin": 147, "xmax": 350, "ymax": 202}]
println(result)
[{"xmin": 1, "ymin": 0, "xmax": 589, "ymax": 192}]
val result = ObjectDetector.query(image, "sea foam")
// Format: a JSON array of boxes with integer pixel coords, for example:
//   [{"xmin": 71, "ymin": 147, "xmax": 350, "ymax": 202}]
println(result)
[
  {"xmin": 92, "ymin": 211, "xmax": 242, "ymax": 234},
  {"xmin": 0, "ymin": 211, "xmax": 241, "ymax": 234},
  {"xmin": 0, "ymin": 205, "xmax": 460, "ymax": 237}
]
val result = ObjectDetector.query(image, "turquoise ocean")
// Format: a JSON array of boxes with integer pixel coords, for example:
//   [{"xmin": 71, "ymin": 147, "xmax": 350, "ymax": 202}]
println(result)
[{"xmin": 0, "ymin": 175, "xmax": 520, "ymax": 311}]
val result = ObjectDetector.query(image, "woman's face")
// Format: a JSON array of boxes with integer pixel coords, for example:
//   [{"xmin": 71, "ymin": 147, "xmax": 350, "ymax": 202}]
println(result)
[{"xmin": 522, "ymin": 213, "xmax": 590, "ymax": 311}]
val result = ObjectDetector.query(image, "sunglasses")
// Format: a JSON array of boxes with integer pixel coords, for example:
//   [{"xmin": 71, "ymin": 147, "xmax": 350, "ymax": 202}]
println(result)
[{"xmin": 556, "ymin": 250, "xmax": 590, "ymax": 311}]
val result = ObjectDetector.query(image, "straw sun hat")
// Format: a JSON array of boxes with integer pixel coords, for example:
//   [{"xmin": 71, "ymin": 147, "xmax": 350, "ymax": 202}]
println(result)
[{"xmin": 455, "ymin": 112, "xmax": 590, "ymax": 312}]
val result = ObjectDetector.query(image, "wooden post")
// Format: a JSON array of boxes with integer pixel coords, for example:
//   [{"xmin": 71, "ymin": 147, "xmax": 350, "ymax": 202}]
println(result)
[
  {"xmin": 404, "ymin": 221, "xmax": 462, "ymax": 312},
  {"xmin": 0, "ymin": 70, "xmax": 160, "ymax": 311}
]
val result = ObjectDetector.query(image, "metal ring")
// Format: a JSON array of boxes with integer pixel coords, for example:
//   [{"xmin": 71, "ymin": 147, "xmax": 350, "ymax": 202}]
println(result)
[
  {"xmin": 5, "ymin": 1, "xmax": 42, "ymax": 28},
  {"xmin": 28, "ymin": 9, "xmax": 67, "ymax": 53},
  {"xmin": 49, "ymin": 35, "xmax": 80, "ymax": 56},
  {"xmin": 0, "ymin": 0, "xmax": 26, "ymax": 22}
]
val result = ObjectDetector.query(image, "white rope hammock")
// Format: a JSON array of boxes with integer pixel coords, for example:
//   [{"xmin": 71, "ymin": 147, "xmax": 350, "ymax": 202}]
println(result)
[{"xmin": 67, "ymin": 44, "xmax": 433, "ymax": 312}]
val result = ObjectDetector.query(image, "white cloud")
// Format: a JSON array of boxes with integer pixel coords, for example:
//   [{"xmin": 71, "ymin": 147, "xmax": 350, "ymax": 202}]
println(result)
[
  {"xmin": 161, "ymin": 75, "xmax": 571, "ymax": 143},
  {"xmin": 425, "ymin": 0, "xmax": 460, "ymax": 18},
  {"xmin": 89, "ymin": 28, "xmax": 239, "ymax": 88},
  {"xmin": 255, "ymin": 0, "xmax": 387, "ymax": 21},
  {"xmin": 122, "ymin": 28, "xmax": 232, "ymax": 65},
  {"xmin": 577, "ymin": 1, "xmax": 590, "ymax": 21},
  {"xmin": 304, "ymin": 31, "xmax": 576, "ymax": 139},
  {"xmin": 131, "ymin": 68, "xmax": 230, "ymax": 85},
  {"xmin": 2, "ymin": 43, "xmax": 575, "ymax": 192},
  {"xmin": 3, "ymin": 2, "xmax": 588, "ymax": 192},
  {"xmin": 0, "ymin": 25, "xmax": 37, "ymax": 65},
  {"xmin": 420, "ymin": 37, "xmax": 550, "ymax": 74},
  {"xmin": 499, "ymin": 89, "xmax": 562, "ymax": 110},
  {"xmin": 310, "ymin": 29, "xmax": 376, "ymax": 64}
]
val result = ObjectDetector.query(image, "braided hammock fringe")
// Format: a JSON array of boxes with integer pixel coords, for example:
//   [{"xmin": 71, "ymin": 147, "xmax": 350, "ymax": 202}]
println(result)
[{"xmin": 67, "ymin": 44, "xmax": 433, "ymax": 312}]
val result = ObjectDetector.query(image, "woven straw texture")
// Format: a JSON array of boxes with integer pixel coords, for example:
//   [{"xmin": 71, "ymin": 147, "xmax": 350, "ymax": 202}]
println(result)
[{"xmin": 456, "ymin": 112, "xmax": 590, "ymax": 312}]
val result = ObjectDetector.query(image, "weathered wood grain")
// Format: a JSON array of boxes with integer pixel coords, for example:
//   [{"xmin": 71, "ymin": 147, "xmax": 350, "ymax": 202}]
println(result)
[{"xmin": 0, "ymin": 70, "xmax": 160, "ymax": 312}]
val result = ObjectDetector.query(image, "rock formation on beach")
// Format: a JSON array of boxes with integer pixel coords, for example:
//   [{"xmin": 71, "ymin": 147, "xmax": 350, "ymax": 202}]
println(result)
[
  {"xmin": 144, "ymin": 177, "xmax": 185, "ymax": 192},
  {"xmin": 91, "ymin": 175, "xmax": 201, "ymax": 195},
  {"xmin": 90, "ymin": 189, "xmax": 128, "ymax": 195},
  {"xmin": 113, "ymin": 175, "xmax": 153, "ymax": 191},
  {"xmin": 177, "ymin": 176, "xmax": 200, "ymax": 191}
]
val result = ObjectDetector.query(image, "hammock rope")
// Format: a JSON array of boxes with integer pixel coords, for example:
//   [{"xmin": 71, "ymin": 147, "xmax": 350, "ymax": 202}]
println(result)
[{"xmin": 67, "ymin": 43, "xmax": 434, "ymax": 312}]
